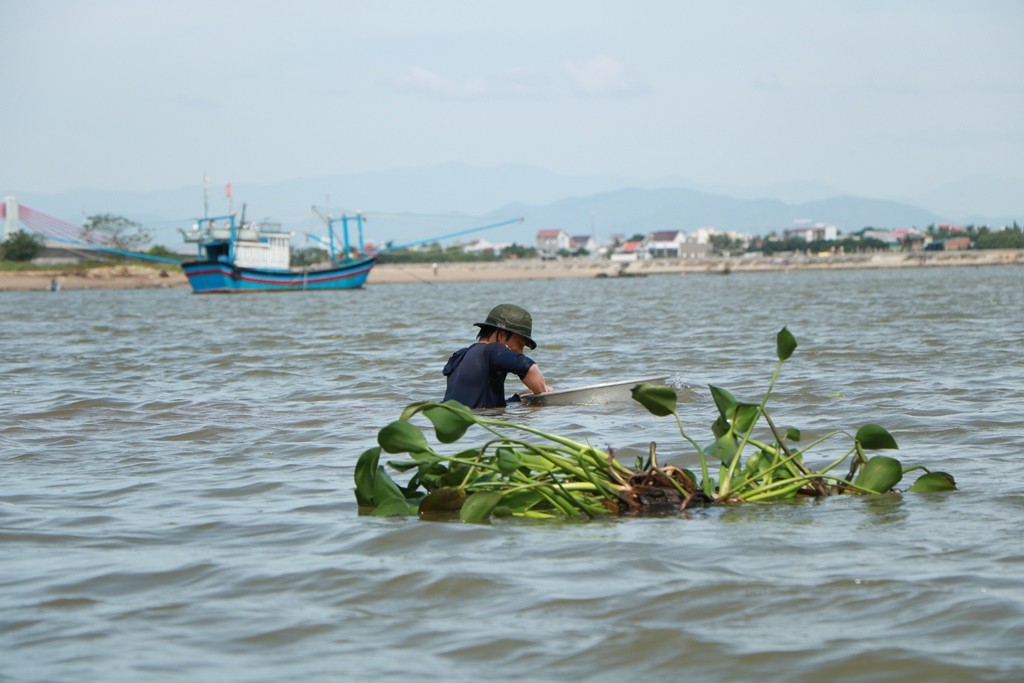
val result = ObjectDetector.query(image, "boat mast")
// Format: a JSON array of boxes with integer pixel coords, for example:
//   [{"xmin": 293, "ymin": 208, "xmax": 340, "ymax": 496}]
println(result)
[
  {"xmin": 341, "ymin": 216, "xmax": 352, "ymax": 259},
  {"xmin": 356, "ymin": 211, "xmax": 365, "ymax": 255},
  {"xmin": 203, "ymin": 173, "xmax": 209, "ymax": 220}
]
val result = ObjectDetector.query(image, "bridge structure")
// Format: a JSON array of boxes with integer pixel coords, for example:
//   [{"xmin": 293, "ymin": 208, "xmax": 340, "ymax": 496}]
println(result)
[
  {"xmin": 1, "ymin": 196, "xmax": 181, "ymax": 263},
  {"xmin": 2, "ymin": 196, "xmax": 99, "ymax": 244}
]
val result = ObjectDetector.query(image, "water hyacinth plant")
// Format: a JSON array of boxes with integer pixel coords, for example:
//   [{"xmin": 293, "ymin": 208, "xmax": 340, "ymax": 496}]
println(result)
[{"xmin": 355, "ymin": 328, "xmax": 956, "ymax": 521}]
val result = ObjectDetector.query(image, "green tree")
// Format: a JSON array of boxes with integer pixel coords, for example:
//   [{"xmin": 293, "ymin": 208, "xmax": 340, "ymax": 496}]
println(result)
[
  {"xmin": 1, "ymin": 231, "xmax": 44, "ymax": 261},
  {"xmin": 710, "ymin": 233, "xmax": 747, "ymax": 254},
  {"xmin": 501, "ymin": 243, "xmax": 536, "ymax": 259},
  {"xmin": 146, "ymin": 244, "xmax": 180, "ymax": 260},
  {"xmin": 974, "ymin": 224, "xmax": 1024, "ymax": 249},
  {"xmin": 291, "ymin": 246, "xmax": 328, "ymax": 267},
  {"xmin": 82, "ymin": 214, "xmax": 152, "ymax": 252}
]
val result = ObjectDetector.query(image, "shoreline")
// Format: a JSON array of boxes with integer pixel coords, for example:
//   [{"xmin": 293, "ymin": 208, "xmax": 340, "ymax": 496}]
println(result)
[{"xmin": 1, "ymin": 250, "xmax": 1020, "ymax": 291}]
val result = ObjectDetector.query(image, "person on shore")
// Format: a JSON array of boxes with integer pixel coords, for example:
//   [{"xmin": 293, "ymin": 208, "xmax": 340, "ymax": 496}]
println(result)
[{"xmin": 443, "ymin": 303, "xmax": 552, "ymax": 409}]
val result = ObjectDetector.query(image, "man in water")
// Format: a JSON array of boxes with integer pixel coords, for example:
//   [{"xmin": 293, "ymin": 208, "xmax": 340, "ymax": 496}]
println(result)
[{"xmin": 443, "ymin": 303, "xmax": 553, "ymax": 409}]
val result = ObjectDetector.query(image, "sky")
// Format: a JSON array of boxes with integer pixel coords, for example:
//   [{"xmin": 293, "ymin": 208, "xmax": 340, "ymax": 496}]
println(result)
[{"xmin": 2, "ymin": 0, "xmax": 1023, "ymax": 210}]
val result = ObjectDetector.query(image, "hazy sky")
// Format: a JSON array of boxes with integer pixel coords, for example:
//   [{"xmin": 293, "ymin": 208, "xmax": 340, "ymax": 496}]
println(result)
[{"xmin": 3, "ymin": 0, "xmax": 1022, "ymax": 204}]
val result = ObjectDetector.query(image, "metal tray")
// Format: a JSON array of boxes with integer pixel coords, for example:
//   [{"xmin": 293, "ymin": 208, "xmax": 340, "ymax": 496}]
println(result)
[{"xmin": 520, "ymin": 376, "xmax": 670, "ymax": 406}]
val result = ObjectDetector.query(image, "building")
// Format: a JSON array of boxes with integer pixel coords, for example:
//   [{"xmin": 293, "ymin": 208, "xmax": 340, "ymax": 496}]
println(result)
[
  {"xmin": 691, "ymin": 226, "xmax": 716, "ymax": 245},
  {"xmin": 784, "ymin": 221, "xmax": 838, "ymax": 243},
  {"xmin": 926, "ymin": 236, "xmax": 972, "ymax": 251},
  {"xmin": 536, "ymin": 229, "xmax": 571, "ymax": 257},
  {"xmin": 462, "ymin": 238, "xmax": 496, "ymax": 254},
  {"xmin": 610, "ymin": 239, "xmax": 645, "ymax": 263},
  {"xmin": 645, "ymin": 230, "xmax": 687, "ymax": 258},
  {"xmin": 892, "ymin": 227, "xmax": 925, "ymax": 251},
  {"xmin": 569, "ymin": 234, "xmax": 598, "ymax": 254},
  {"xmin": 676, "ymin": 241, "xmax": 713, "ymax": 258}
]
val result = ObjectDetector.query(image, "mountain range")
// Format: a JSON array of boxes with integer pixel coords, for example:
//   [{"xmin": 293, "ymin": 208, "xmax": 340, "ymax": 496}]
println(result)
[{"xmin": 6, "ymin": 163, "xmax": 1021, "ymax": 248}]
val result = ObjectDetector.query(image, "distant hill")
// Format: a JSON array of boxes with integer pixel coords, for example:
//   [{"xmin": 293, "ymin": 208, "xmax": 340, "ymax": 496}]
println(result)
[{"xmin": 5, "ymin": 163, "xmax": 1019, "ymax": 248}]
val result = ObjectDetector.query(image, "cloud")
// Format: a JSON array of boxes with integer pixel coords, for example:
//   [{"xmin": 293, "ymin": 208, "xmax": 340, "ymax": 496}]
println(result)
[
  {"xmin": 560, "ymin": 55, "xmax": 648, "ymax": 98},
  {"xmin": 391, "ymin": 56, "xmax": 647, "ymax": 101},
  {"xmin": 393, "ymin": 66, "xmax": 490, "ymax": 100}
]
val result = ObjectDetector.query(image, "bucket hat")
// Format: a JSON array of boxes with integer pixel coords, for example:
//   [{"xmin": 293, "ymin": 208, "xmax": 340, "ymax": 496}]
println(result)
[{"xmin": 475, "ymin": 303, "xmax": 536, "ymax": 349}]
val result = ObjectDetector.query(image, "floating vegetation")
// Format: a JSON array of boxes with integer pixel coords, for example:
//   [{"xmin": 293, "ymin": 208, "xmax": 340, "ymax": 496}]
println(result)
[{"xmin": 355, "ymin": 328, "xmax": 956, "ymax": 521}]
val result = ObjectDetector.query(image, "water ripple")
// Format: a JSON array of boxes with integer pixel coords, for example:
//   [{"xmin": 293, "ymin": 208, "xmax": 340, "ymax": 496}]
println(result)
[{"xmin": 2, "ymin": 268, "xmax": 1023, "ymax": 681}]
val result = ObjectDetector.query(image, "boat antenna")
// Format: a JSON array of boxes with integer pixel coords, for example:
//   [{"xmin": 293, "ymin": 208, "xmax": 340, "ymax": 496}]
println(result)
[
  {"xmin": 375, "ymin": 216, "xmax": 524, "ymax": 254},
  {"xmin": 311, "ymin": 204, "xmax": 330, "ymax": 226},
  {"xmin": 202, "ymin": 173, "xmax": 209, "ymax": 219},
  {"xmin": 311, "ymin": 204, "xmax": 341, "ymax": 262}
]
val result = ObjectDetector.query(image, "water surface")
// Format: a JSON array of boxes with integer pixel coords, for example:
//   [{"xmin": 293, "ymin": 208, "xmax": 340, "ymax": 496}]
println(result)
[{"xmin": 2, "ymin": 265, "xmax": 1023, "ymax": 682}]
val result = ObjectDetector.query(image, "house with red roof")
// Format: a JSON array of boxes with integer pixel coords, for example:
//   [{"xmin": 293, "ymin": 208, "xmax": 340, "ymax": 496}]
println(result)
[
  {"xmin": 610, "ymin": 239, "xmax": 645, "ymax": 263},
  {"xmin": 536, "ymin": 229, "xmax": 571, "ymax": 257}
]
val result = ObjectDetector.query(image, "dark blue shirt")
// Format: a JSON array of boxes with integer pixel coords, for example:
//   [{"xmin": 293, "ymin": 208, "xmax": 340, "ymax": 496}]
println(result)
[{"xmin": 442, "ymin": 342, "xmax": 536, "ymax": 409}]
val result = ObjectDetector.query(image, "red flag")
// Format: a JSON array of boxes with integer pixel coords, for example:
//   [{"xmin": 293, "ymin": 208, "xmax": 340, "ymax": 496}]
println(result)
[{"xmin": 225, "ymin": 182, "xmax": 233, "ymax": 199}]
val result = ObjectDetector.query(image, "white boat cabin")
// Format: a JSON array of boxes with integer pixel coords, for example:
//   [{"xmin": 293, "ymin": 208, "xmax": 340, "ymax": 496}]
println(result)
[
  {"xmin": 181, "ymin": 219, "xmax": 293, "ymax": 271},
  {"xmin": 233, "ymin": 230, "xmax": 291, "ymax": 270}
]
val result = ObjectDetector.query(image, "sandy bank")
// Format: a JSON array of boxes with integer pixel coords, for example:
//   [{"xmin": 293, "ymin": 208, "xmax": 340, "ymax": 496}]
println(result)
[
  {"xmin": 367, "ymin": 249, "xmax": 1023, "ymax": 284},
  {"xmin": 0, "ymin": 265, "xmax": 188, "ymax": 292},
  {"xmin": 2, "ymin": 250, "xmax": 1020, "ymax": 291}
]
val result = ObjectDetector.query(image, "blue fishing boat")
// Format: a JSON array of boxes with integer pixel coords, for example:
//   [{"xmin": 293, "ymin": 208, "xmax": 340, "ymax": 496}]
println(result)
[{"xmin": 179, "ymin": 210, "xmax": 374, "ymax": 293}]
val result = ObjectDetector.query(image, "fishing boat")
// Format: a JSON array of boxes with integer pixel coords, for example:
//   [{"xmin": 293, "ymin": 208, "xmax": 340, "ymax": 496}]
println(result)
[{"xmin": 179, "ymin": 210, "xmax": 374, "ymax": 293}]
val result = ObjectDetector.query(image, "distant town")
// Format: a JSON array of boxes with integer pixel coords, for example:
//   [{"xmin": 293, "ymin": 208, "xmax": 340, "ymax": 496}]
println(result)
[
  {"xmin": 2, "ymin": 192, "xmax": 1022, "ymax": 269},
  {"xmin": 366, "ymin": 220, "xmax": 1024, "ymax": 267}
]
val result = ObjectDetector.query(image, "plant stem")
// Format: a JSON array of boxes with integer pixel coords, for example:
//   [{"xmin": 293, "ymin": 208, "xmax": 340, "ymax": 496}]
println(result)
[
  {"xmin": 673, "ymin": 412, "xmax": 713, "ymax": 498},
  {"xmin": 761, "ymin": 411, "xmax": 828, "ymax": 496}
]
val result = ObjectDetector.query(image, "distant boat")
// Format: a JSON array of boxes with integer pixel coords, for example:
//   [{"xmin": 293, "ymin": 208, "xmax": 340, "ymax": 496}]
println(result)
[{"xmin": 179, "ymin": 209, "xmax": 374, "ymax": 294}]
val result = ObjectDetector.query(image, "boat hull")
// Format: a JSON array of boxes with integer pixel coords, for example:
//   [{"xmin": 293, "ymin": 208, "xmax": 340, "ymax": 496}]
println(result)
[{"xmin": 181, "ymin": 257, "xmax": 375, "ymax": 293}]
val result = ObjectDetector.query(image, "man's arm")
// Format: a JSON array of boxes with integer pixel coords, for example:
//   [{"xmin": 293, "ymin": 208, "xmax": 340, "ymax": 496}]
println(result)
[{"xmin": 521, "ymin": 364, "xmax": 552, "ymax": 395}]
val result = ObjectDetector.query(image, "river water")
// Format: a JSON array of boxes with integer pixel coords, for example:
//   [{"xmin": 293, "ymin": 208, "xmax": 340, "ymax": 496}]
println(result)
[{"xmin": 2, "ymin": 265, "xmax": 1023, "ymax": 682}]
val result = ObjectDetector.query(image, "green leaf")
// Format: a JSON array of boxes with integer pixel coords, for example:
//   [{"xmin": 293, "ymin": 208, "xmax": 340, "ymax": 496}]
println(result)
[
  {"xmin": 631, "ymin": 383, "xmax": 678, "ymax": 417},
  {"xmin": 439, "ymin": 458, "xmax": 475, "ymax": 488},
  {"xmin": 369, "ymin": 498, "xmax": 419, "ymax": 517},
  {"xmin": 731, "ymin": 403, "xmax": 761, "ymax": 434},
  {"xmin": 786, "ymin": 427, "xmax": 802, "ymax": 442},
  {"xmin": 496, "ymin": 447, "xmax": 521, "ymax": 476},
  {"xmin": 706, "ymin": 433, "xmax": 739, "ymax": 468},
  {"xmin": 354, "ymin": 447, "xmax": 381, "ymax": 506},
  {"xmin": 459, "ymin": 491, "xmax": 504, "ymax": 523},
  {"xmin": 372, "ymin": 465, "xmax": 409, "ymax": 505},
  {"xmin": 384, "ymin": 459, "xmax": 421, "ymax": 473},
  {"xmin": 855, "ymin": 424, "xmax": 899, "ymax": 450},
  {"xmin": 709, "ymin": 385, "xmax": 738, "ymax": 421},
  {"xmin": 378, "ymin": 420, "xmax": 429, "ymax": 454},
  {"xmin": 399, "ymin": 401, "xmax": 434, "ymax": 422},
  {"xmin": 423, "ymin": 401, "xmax": 477, "ymax": 443},
  {"xmin": 419, "ymin": 486, "xmax": 467, "ymax": 514},
  {"xmin": 500, "ymin": 489, "xmax": 546, "ymax": 514},
  {"xmin": 907, "ymin": 471, "xmax": 957, "ymax": 493},
  {"xmin": 413, "ymin": 462, "xmax": 450, "ymax": 490},
  {"xmin": 492, "ymin": 505, "xmax": 514, "ymax": 518},
  {"xmin": 744, "ymin": 451, "xmax": 764, "ymax": 477},
  {"xmin": 777, "ymin": 326, "xmax": 797, "ymax": 361},
  {"xmin": 854, "ymin": 455, "xmax": 903, "ymax": 493}
]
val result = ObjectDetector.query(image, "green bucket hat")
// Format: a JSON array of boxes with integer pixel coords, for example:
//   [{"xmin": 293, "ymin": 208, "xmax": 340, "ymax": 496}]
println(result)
[{"xmin": 475, "ymin": 303, "xmax": 536, "ymax": 349}]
